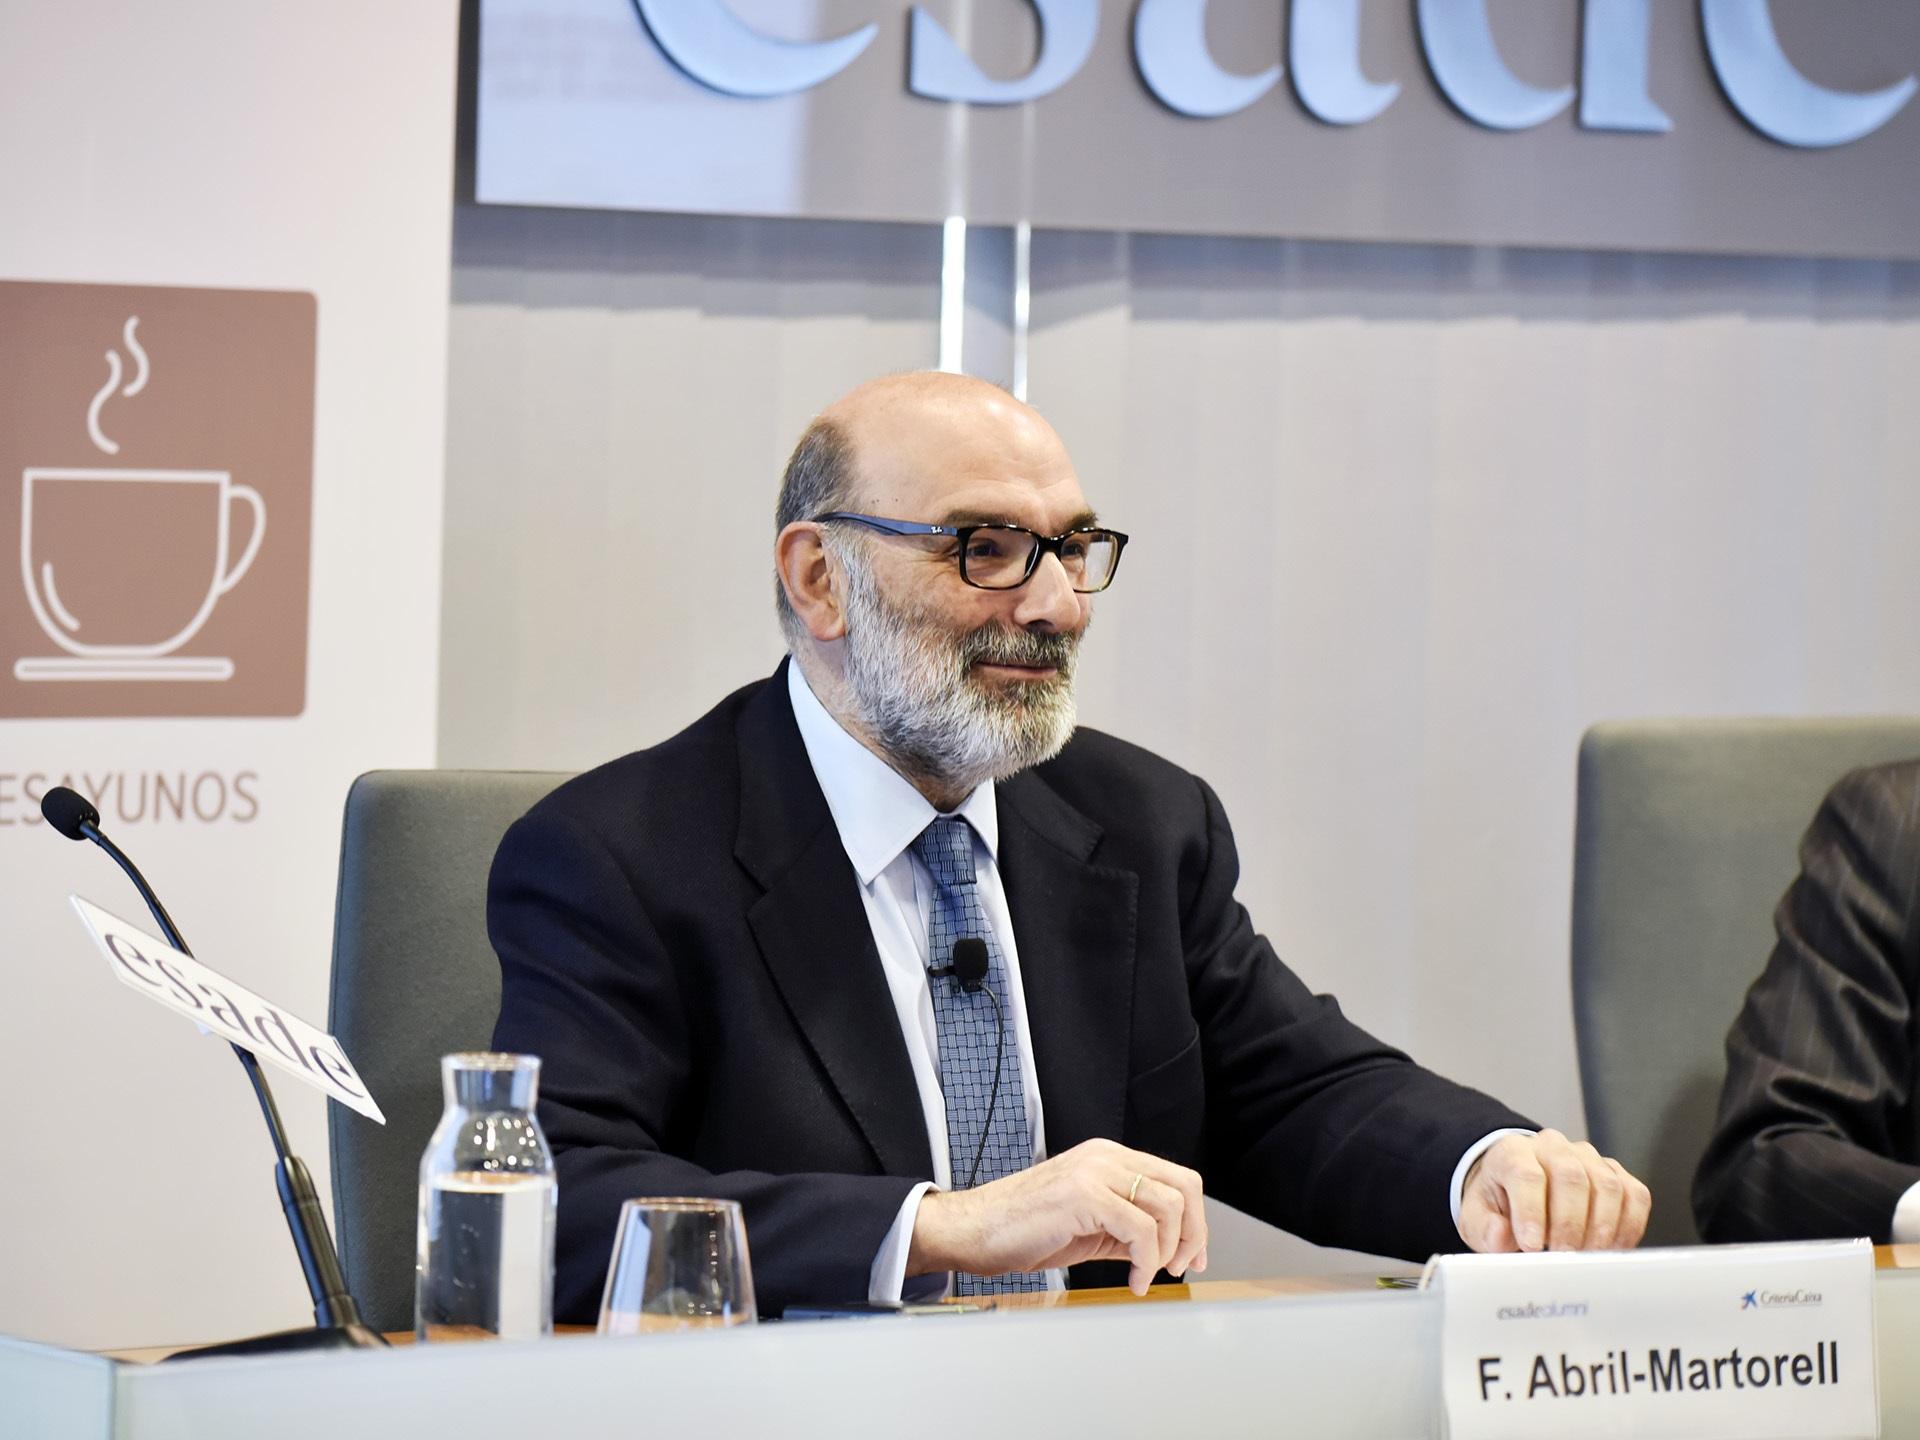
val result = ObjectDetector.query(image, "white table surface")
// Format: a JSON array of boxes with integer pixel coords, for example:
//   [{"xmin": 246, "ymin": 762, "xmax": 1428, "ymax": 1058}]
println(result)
[{"xmin": 9, "ymin": 1264, "xmax": 1920, "ymax": 1440}]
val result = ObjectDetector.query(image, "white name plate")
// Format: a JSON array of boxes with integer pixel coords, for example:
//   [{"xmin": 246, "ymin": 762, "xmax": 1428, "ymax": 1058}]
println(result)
[
  {"xmin": 72, "ymin": 895, "xmax": 385, "ymax": 1124},
  {"xmin": 1427, "ymin": 1240, "xmax": 1877, "ymax": 1440}
]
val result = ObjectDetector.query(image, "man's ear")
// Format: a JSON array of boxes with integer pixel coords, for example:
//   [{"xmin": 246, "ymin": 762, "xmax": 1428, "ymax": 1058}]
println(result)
[{"xmin": 775, "ymin": 522, "xmax": 847, "ymax": 642}]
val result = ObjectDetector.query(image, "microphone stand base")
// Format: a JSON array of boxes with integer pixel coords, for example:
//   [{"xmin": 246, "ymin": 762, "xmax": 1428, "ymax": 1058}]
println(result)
[{"xmin": 161, "ymin": 1322, "xmax": 390, "ymax": 1361}]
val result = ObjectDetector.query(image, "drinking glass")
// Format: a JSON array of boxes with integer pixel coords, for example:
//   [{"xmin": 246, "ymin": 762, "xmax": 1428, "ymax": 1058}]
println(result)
[{"xmin": 597, "ymin": 1198, "xmax": 757, "ymax": 1335}]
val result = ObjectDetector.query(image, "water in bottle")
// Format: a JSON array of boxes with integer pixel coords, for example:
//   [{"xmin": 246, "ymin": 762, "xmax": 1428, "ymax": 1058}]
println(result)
[{"xmin": 416, "ymin": 1052, "xmax": 556, "ymax": 1341}]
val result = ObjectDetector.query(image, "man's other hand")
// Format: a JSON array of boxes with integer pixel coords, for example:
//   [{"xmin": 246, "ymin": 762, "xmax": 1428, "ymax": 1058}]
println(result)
[
  {"xmin": 906, "ymin": 1138, "xmax": 1209, "ymax": 1295},
  {"xmin": 1459, "ymin": 1128, "xmax": 1652, "ymax": 1253}
]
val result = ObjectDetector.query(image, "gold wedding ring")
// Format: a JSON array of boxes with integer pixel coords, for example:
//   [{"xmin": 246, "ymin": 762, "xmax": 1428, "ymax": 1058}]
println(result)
[{"xmin": 1127, "ymin": 1172, "xmax": 1144, "ymax": 1205}]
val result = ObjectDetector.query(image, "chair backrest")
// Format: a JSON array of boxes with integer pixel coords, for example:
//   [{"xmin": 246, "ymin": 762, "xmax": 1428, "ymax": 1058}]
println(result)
[
  {"xmin": 1571, "ymin": 718, "xmax": 1920, "ymax": 1246},
  {"xmin": 326, "ymin": 768, "xmax": 572, "ymax": 1332}
]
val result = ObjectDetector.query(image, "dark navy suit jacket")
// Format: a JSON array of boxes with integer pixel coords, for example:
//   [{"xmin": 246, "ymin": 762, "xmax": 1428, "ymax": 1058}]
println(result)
[
  {"xmin": 1695, "ymin": 761, "xmax": 1920, "ymax": 1242},
  {"xmin": 489, "ymin": 663, "xmax": 1532, "ymax": 1320}
]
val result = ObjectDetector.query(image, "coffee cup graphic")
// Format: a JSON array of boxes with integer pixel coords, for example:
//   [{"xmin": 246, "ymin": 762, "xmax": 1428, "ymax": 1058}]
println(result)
[
  {"xmin": 16, "ymin": 467, "xmax": 266, "ymax": 681},
  {"xmin": 0, "ymin": 285, "xmax": 313, "ymax": 716}
]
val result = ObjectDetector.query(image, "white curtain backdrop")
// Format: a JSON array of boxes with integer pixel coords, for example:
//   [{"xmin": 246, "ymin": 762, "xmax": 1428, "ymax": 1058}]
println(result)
[
  {"xmin": 443, "ymin": 207, "xmax": 940, "ymax": 761},
  {"xmin": 1028, "ymin": 232, "xmax": 1920, "ymax": 1132}
]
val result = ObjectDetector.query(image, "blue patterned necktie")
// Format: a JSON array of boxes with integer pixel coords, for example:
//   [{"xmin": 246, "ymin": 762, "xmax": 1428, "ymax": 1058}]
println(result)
[{"xmin": 910, "ymin": 815, "xmax": 1047, "ymax": 1295}]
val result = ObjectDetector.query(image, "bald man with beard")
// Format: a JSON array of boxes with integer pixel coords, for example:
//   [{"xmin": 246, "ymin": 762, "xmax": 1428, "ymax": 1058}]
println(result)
[{"xmin": 488, "ymin": 373, "xmax": 1651, "ymax": 1319}]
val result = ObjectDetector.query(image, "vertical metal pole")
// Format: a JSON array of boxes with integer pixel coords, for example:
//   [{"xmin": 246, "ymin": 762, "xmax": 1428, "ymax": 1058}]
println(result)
[
  {"xmin": 939, "ymin": 214, "xmax": 969, "ymax": 374},
  {"xmin": 1011, "ymin": 219, "xmax": 1032, "ymax": 400}
]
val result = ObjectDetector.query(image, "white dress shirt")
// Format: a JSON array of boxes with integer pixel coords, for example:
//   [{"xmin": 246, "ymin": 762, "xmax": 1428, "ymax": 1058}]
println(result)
[
  {"xmin": 786, "ymin": 661, "xmax": 1513, "ymax": 1299},
  {"xmin": 786, "ymin": 663, "xmax": 1053, "ymax": 1299},
  {"xmin": 1892, "ymin": 1183, "xmax": 1920, "ymax": 1243}
]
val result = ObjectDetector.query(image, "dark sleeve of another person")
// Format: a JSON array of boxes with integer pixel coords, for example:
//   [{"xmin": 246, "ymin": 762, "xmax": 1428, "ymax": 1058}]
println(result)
[
  {"xmin": 1693, "ymin": 764, "xmax": 1920, "ymax": 1244},
  {"xmin": 488, "ymin": 805, "xmax": 919, "ymax": 1321}
]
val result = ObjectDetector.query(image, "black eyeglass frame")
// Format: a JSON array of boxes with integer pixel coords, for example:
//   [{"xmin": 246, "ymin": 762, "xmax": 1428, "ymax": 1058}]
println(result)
[{"xmin": 811, "ymin": 511, "xmax": 1130, "ymax": 593}]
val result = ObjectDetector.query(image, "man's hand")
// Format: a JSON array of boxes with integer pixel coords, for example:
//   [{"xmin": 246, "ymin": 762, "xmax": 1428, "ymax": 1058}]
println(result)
[
  {"xmin": 907, "ymin": 1138, "xmax": 1209, "ymax": 1295},
  {"xmin": 1459, "ymin": 1129, "xmax": 1652, "ymax": 1253}
]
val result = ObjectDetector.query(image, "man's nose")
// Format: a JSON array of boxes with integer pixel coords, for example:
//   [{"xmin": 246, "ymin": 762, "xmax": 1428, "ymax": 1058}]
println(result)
[{"xmin": 1011, "ymin": 550, "xmax": 1082, "ymax": 632}]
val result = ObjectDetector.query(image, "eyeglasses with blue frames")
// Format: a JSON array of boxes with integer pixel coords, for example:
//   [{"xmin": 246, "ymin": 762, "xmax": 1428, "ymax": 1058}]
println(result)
[{"xmin": 812, "ymin": 512, "xmax": 1130, "ymax": 593}]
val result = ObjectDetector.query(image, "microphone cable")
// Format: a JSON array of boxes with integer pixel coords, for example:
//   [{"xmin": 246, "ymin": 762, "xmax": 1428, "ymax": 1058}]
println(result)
[{"xmin": 931, "ymin": 936, "xmax": 1003, "ymax": 1191}]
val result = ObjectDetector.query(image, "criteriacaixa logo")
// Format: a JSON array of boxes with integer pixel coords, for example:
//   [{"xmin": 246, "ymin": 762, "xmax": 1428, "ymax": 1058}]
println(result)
[{"xmin": 1742, "ymin": 1287, "xmax": 1824, "ymax": 1310}]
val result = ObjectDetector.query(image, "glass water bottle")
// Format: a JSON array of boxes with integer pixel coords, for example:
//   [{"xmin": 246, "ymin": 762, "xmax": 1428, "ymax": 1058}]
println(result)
[{"xmin": 416, "ymin": 1052, "xmax": 556, "ymax": 1341}]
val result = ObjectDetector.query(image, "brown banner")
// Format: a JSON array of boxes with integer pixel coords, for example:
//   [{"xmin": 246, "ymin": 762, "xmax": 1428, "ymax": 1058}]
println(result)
[{"xmin": 0, "ymin": 281, "xmax": 314, "ymax": 719}]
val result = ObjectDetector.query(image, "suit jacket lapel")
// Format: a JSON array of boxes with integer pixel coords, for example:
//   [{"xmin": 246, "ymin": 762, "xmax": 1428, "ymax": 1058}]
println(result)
[
  {"xmin": 735, "ymin": 664, "xmax": 933, "ymax": 1181},
  {"xmin": 997, "ymin": 769, "xmax": 1139, "ymax": 1156}
]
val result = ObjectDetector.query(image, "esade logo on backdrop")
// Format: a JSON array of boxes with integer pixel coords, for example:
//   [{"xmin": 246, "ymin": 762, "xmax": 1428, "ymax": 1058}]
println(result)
[{"xmin": 0, "ymin": 281, "xmax": 314, "ymax": 719}]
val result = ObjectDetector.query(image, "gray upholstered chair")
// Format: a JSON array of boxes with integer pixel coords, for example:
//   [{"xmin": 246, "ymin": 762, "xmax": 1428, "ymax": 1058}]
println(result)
[
  {"xmin": 1570, "ymin": 718, "xmax": 1920, "ymax": 1246},
  {"xmin": 326, "ymin": 769, "xmax": 572, "ymax": 1333}
]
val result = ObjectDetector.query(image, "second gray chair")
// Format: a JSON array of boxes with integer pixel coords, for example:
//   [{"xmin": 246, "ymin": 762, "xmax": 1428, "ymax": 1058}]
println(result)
[
  {"xmin": 1571, "ymin": 717, "xmax": 1920, "ymax": 1246},
  {"xmin": 326, "ymin": 768, "xmax": 572, "ymax": 1333}
]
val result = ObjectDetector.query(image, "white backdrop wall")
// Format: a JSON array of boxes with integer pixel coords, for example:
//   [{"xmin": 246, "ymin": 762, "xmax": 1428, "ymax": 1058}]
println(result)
[
  {"xmin": 441, "ymin": 205, "xmax": 1920, "ymax": 1260},
  {"xmin": 442, "ymin": 208, "xmax": 940, "ymax": 753},
  {"xmin": 0, "ymin": 2, "xmax": 458, "ymax": 1348},
  {"xmin": 1027, "ymin": 233, "xmax": 1920, "ymax": 1127}
]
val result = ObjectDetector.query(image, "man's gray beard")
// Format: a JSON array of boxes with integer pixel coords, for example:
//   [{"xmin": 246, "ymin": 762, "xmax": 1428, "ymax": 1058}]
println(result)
[{"xmin": 838, "ymin": 546, "xmax": 1079, "ymax": 797}]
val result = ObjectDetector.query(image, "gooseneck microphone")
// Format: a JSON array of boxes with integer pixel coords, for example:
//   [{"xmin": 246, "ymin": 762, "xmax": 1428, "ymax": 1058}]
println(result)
[
  {"xmin": 929, "ymin": 936, "xmax": 1004, "ymax": 1189},
  {"xmin": 42, "ymin": 786, "xmax": 385, "ymax": 1357},
  {"xmin": 43, "ymin": 787, "xmax": 193, "ymax": 956}
]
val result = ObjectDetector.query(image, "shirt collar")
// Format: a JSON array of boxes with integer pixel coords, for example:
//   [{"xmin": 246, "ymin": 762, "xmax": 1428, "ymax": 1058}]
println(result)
[{"xmin": 786, "ymin": 659, "xmax": 999, "ymax": 885}]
